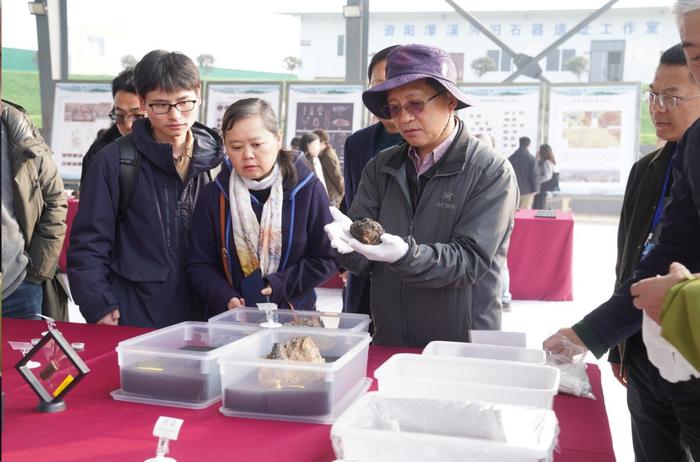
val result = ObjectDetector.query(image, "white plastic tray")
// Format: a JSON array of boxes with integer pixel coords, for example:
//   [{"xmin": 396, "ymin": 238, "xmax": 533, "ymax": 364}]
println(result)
[
  {"xmin": 209, "ymin": 308, "xmax": 371, "ymax": 332},
  {"xmin": 423, "ymin": 341, "xmax": 546, "ymax": 364},
  {"xmin": 331, "ymin": 392, "xmax": 559, "ymax": 462},
  {"xmin": 374, "ymin": 354, "xmax": 560, "ymax": 409}
]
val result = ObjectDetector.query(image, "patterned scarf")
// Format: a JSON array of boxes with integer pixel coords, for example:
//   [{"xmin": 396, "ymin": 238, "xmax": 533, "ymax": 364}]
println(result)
[{"xmin": 228, "ymin": 163, "xmax": 283, "ymax": 277}]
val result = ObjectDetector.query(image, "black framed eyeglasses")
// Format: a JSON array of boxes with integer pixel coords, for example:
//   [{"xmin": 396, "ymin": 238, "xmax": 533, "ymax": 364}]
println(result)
[
  {"xmin": 644, "ymin": 90, "xmax": 700, "ymax": 111},
  {"xmin": 108, "ymin": 110, "xmax": 146, "ymax": 125},
  {"xmin": 147, "ymin": 100, "xmax": 197, "ymax": 115},
  {"xmin": 380, "ymin": 90, "xmax": 447, "ymax": 119}
]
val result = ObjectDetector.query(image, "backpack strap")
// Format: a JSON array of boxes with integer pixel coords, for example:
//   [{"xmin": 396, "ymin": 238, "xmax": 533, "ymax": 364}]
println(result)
[
  {"xmin": 219, "ymin": 191, "xmax": 233, "ymax": 287},
  {"xmin": 115, "ymin": 135, "xmax": 141, "ymax": 221}
]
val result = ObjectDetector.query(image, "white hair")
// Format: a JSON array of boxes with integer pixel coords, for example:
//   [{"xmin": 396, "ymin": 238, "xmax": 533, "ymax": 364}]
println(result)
[{"xmin": 673, "ymin": 0, "xmax": 700, "ymax": 24}]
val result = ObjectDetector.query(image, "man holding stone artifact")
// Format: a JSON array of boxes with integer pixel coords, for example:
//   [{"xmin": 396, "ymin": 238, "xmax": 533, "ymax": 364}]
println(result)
[{"xmin": 325, "ymin": 44, "xmax": 517, "ymax": 347}]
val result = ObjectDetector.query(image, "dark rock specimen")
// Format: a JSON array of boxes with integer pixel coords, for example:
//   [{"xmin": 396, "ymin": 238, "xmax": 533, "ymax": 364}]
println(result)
[{"xmin": 349, "ymin": 218, "xmax": 384, "ymax": 245}]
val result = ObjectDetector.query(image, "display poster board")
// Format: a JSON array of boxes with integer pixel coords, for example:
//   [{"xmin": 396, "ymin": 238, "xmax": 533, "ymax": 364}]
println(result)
[
  {"xmin": 458, "ymin": 84, "xmax": 541, "ymax": 155},
  {"xmin": 204, "ymin": 83, "xmax": 282, "ymax": 131},
  {"xmin": 51, "ymin": 82, "xmax": 113, "ymax": 180},
  {"xmin": 547, "ymin": 84, "xmax": 640, "ymax": 195},
  {"xmin": 285, "ymin": 84, "xmax": 364, "ymax": 167}
]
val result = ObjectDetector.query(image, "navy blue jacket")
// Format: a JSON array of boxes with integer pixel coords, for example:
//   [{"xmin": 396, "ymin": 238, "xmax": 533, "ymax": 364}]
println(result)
[
  {"xmin": 187, "ymin": 155, "xmax": 338, "ymax": 317},
  {"xmin": 574, "ymin": 119, "xmax": 700, "ymax": 355},
  {"xmin": 344, "ymin": 122, "xmax": 387, "ymax": 210},
  {"xmin": 68, "ymin": 119, "xmax": 225, "ymax": 327},
  {"xmin": 342, "ymin": 122, "xmax": 403, "ymax": 315}
]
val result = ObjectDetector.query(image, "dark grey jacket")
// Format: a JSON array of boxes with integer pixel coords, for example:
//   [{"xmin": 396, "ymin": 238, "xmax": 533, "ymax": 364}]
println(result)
[
  {"xmin": 339, "ymin": 121, "xmax": 518, "ymax": 347},
  {"xmin": 508, "ymin": 147, "xmax": 538, "ymax": 195}
]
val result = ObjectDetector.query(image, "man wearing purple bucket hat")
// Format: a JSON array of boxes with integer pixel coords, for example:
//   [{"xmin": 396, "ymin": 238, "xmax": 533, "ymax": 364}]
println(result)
[{"xmin": 324, "ymin": 44, "xmax": 518, "ymax": 347}]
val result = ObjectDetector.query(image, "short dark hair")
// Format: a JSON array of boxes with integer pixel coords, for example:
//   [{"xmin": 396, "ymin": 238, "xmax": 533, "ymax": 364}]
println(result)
[
  {"xmin": 299, "ymin": 132, "xmax": 320, "ymax": 154},
  {"xmin": 519, "ymin": 136, "xmax": 531, "ymax": 148},
  {"xmin": 133, "ymin": 50, "xmax": 200, "ymax": 99},
  {"xmin": 659, "ymin": 43, "xmax": 687, "ymax": 66},
  {"xmin": 111, "ymin": 68, "xmax": 136, "ymax": 97},
  {"xmin": 368, "ymin": 45, "xmax": 401, "ymax": 81},
  {"xmin": 290, "ymin": 136, "xmax": 302, "ymax": 150},
  {"xmin": 220, "ymin": 98, "xmax": 297, "ymax": 187}
]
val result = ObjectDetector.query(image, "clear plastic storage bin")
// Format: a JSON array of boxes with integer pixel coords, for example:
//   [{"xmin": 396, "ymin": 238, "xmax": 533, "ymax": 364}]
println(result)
[
  {"xmin": 331, "ymin": 392, "xmax": 559, "ymax": 462},
  {"xmin": 112, "ymin": 321, "xmax": 260, "ymax": 408},
  {"xmin": 422, "ymin": 341, "xmax": 546, "ymax": 364},
  {"xmin": 374, "ymin": 354, "xmax": 560, "ymax": 409},
  {"xmin": 208, "ymin": 308, "xmax": 371, "ymax": 333},
  {"xmin": 219, "ymin": 326, "xmax": 372, "ymax": 423}
]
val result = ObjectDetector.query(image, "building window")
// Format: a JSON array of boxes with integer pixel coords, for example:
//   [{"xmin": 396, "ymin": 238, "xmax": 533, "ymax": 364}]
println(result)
[
  {"xmin": 86, "ymin": 35, "xmax": 106, "ymax": 57},
  {"xmin": 487, "ymin": 49, "xmax": 500, "ymax": 69},
  {"xmin": 449, "ymin": 53, "xmax": 465, "ymax": 81},
  {"xmin": 500, "ymin": 52, "xmax": 512, "ymax": 72},
  {"xmin": 561, "ymin": 49, "xmax": 576, "ymax": 68},
  {"xmin": 590, "ymin": 40, "xmax": 625, "ymax": 82},
  {"xmin": 337, "ymin": 35, "xmax": 345, "ymax": 57},
  {"xmin": 546, "ymin": 49, "xmax": 560, "ymax": 71},
  {"xmin": 486, "ymin": 49, "xmax": 513, "ymax": 72}
]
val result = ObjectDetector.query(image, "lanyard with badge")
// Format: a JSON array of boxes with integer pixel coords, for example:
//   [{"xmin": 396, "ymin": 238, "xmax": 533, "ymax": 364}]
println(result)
[{"xmin": 641, "ymin": 163, "xmax": 673, "ymax": 258}]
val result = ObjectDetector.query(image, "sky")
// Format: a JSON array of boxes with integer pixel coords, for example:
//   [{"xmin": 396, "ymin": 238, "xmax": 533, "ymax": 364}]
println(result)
[
  {"xmin": 3, "ymin": 0, "xmax": 674, "ymax": 73},
  {"xmin": 3, "ymin": 0, "xmax": 303, "ymax": 73}
]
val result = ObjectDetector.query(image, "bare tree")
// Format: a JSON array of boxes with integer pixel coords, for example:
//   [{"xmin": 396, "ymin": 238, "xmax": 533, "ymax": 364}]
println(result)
[
  {"xmin": 564, "ymin": 56, "xmax": 589, "ymax": 82},
  {"xmin": 282, "ymin": 56, "xmax": 302, "ymax": 73},
  {"xmin": 196, "ymin": 54, "xmax": 216, "ymax": 75},
  {"xmin": 121, "ymin": 54, "xmax": 138, "ymax": 69},
  {"xmin": 470, "ymin": 56, "xmax": 497, "ymax": 80}
]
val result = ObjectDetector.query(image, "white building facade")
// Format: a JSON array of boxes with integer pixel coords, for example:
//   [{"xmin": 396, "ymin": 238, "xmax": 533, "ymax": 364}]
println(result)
[{"xmin": 295, "ymin": 5, "xmax": 678, "ymax": 84}]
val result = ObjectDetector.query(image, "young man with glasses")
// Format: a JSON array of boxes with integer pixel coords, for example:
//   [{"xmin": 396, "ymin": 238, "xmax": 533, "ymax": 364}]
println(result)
[
  {"xmin": 79, "ymin": 68, "xmax": 145, "ymax": 191},
  {"xmin": 68, "ymin": 50, "xmax": 225, "ymax": 327},
  {"xmin": 545, "ymin": 42, "xmax": 700, "ymax": 462},
  {"xmin": 325, "ymin": 44, "xmax": 518, "ymax": 347}
]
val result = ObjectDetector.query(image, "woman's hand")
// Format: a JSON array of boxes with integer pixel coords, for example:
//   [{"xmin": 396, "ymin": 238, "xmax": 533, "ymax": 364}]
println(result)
[
  {"xmin": 261, "ymin": 286, "xmax": 272, "ymax": 297},
  {"xmin": 227, "ymin": 297, "xmax": 245, "ymax": 310}
]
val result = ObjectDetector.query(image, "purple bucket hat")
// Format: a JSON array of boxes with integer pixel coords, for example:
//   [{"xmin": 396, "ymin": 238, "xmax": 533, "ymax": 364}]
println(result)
[{"xmin": 362, "ymin": 44, "xmax": 471, "ymax": 118}]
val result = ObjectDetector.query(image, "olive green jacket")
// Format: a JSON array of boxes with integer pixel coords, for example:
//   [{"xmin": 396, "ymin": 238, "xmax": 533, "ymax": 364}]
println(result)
[{"xmin": 2, "ymin": 101, "xmax": 68, "ymax": 318}]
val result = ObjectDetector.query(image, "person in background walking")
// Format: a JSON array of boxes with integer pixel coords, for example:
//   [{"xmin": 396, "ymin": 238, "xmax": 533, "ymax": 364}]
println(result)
[
  {"xmin": 312, "ymin": 128, "xmax": 345, "ymax": 207},
  {"xmin": 508, "ymin": 136, "xmax": 538, "ymax": 209},
  {"xmin": 533, "ymin": 144, "xmax": 559, "ymax": 210}
]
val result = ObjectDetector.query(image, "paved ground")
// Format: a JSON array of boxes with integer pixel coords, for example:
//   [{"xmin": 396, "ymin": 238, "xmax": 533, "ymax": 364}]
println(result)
[{"xmin": 66, "ymin": 217, "xmax": 633, "ymax": 461}]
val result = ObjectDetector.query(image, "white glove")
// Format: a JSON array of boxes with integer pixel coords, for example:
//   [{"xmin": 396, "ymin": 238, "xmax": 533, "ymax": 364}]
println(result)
[
  {"xmin": 324, "ymin": 207, "xmax": 354, "ymax": 254},
  {"xmin": 348, "ymin": 232, "xmax": 409, "ymax": 264}
]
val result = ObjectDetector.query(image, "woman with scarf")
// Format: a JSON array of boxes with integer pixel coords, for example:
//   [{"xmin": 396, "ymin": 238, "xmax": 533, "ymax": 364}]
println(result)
[{"xmin": 187, "ymin": 98, "xmax": 338, "ymax": 316}]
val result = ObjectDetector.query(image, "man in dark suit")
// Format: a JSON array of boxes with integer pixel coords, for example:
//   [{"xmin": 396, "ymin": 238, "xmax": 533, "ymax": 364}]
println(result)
[
  {"xmin": 79, "ymin": 68, "xmax": 145, "ymax": 194},
  {"xmin": 342, "ymin": 45, "xmax": 403, "ymax": 316},
  {"xmin": 508, "ymin": 136, "xmax": 538, "ymax": 209}
]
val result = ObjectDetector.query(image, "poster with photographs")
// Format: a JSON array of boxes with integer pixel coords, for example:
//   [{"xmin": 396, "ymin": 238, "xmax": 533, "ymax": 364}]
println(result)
[
  {"xmin": 51, "ymin": 82, "xmax": 113, "ymax": 180},
  {"xmin": 548, "ymin": 84, "xmax": 640, "ymax": 194},
  {"xmin": 285, "ymin": 84, "xmax": 364, "ymax": 168},
  {"xmin": 204, "ymin": 83, "xmax": 282, "ymax": 130},
  {"xmin": 458, "ymin": 85, "xmax": 541, "ymax": 155}
]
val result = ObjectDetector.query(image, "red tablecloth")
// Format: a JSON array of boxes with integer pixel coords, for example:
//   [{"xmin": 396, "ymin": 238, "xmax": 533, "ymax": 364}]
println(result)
[
  {"xmin": 2, "ymin": 320, "xmax": 614, "ymax": 462},
  {"xmin": 508, "ymin": 209, "xmax": 574, "ymax": 301},
  {"xmin": 57, "ymin": 197, "xmax": 79, "ymax": 273}
]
